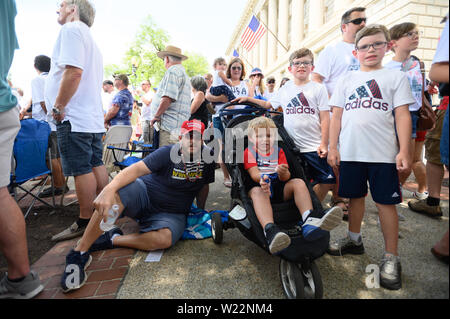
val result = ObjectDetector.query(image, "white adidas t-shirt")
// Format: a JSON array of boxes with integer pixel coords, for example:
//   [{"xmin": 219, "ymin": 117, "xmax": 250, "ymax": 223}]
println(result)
[
  {"xmin": 45, "ymin": 21, "xmax": 105, "ymax": 133},
  {"xmin": 270, "ymin": 80, "xmax": 330, "ymax": 153},
  {"xmin": 314, "ymin": 41, "xmax": 360, "ymax": 96},
  {"xmin": 31, "ymin": 72, "xmax": 48, "ymax": 122},
  {"xmin": 330, "ymin": 68, "xmax": 415, "ymax": 163}
]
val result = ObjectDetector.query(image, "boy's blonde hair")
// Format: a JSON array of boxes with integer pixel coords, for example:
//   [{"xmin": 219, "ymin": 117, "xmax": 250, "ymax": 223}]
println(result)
[
  {"xmin": 355, "ymin": 24, "xmax": 391, "ymax": 47},
  {"xmin": 247, "ymin": 117, "xmax": 277, "ymax": 136}
]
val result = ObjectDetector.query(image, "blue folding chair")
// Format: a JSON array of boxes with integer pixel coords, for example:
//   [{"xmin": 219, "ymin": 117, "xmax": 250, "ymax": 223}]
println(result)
[
  {"xmin": 9, "ymin": 119, "xmax": 56, "ymax": 218},
  {"xmin": 108, "ymin": 128, "xmax": 160, "ymax": 170}
]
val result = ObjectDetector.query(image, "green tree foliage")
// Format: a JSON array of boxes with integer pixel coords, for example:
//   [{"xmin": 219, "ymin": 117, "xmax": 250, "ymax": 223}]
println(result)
[{"xmin": 104, "ymin": 15, "xmax": 210, "ymax": 88}]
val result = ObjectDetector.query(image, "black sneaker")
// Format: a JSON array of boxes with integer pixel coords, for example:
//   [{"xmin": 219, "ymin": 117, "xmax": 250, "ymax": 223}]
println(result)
[
  {"xmin": 264, "ymin": 223, "xmax": 291, "ymax": 254},
  {"xmin": 60, "ymin": 249, "xmax": 92, "ymax": 293},
  {"xmin": 38, "ymin": 185, "xmax": 69, "ymax": 198},
  {"xmin": 89, "ymin": 227, "xmax": 123, "ymax": 252},
  {"xmin": 380, "ymin": 253, "xmax": 402, "ymax": 290},
  {"xmin": 327, "ymin": 236, "xmax": 365, "ymax": 256}
]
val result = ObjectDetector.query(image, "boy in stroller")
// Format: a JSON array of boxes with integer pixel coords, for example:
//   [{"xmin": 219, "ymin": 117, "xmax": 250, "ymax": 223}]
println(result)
[{"xmin": 244, "ymin": 117, "xmax": 343, "ymax": 254}]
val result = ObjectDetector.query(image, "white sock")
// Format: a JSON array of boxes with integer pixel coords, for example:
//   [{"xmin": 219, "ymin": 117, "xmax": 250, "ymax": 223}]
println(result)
[
  {"xmin": 348, "ymin": 231, "xmax": 362, "ymax": 243},
  {"xmin": 302, "ymin": 210, "xmax": 311, "ymax": 222},
  {"xmin": 80, "ymin": 251, "xmax": 87, "ymax": 255}
]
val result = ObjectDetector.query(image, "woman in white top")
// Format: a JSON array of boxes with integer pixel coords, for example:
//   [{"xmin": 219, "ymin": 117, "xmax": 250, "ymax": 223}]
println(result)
[{"xmin": 206, "ymin": 57, "xmax": 252, "ymax": 187}]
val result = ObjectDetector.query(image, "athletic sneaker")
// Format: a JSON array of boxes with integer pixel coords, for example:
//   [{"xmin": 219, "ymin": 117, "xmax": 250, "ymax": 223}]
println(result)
[
  {"xmin": 380, "ymin": 253, "xmax": 402, "ymax": 290},
  {"xmin": 301, "ymin": 207, "xmax": 343, "ymax": 242},
  {"xmin": 327, "ymin": 236, "xmax": 365, "ymax": 256},
  {"xmin": 89, "ymin": 227, "xmax": 123, "ymax": 252},
  {"xmin": 0, "ymin": 270, "xmax": 43, "ymax": 299},
  {"xmin": 264, "ymin": 223, "xmax": 291, "ymax": 254},
  {"xmin": 413, "ymin": 191, "xmax": 428, "ymax": 200},
  {"xmin": 60, "ymin": 249, "xmax": 92, "ymax": 293}
]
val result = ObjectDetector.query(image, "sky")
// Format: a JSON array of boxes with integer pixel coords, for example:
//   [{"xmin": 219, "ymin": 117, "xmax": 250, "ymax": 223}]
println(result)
[{"xmin": 9, "ymin": 0, "xmax": 248, "ymax": 100}]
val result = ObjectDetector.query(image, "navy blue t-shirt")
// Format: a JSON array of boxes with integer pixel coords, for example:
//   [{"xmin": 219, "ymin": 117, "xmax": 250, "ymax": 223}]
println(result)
[{"xmin": 141, "ymin": 144, "xmax": 215, "ymax": 215}]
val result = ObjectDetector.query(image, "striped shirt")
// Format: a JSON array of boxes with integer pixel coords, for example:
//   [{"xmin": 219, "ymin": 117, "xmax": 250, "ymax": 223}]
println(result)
[{"xmin": 151, "ymin": 64, "xmax": 191, "ymax": 134}]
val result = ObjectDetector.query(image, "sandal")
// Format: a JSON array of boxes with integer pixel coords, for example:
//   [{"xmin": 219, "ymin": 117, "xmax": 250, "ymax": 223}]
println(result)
[
  {"xmin": 223, "ymin": 179, "xmax": 232, "ymax": 188},
  {"xmin": 331, "ymin": 198, "xmax": 349, "ymax": 221}
]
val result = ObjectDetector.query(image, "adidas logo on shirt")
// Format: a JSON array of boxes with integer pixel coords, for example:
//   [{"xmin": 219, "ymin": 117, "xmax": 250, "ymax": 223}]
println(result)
[
  {"xmin": 345, "ymin": 79, "xmax": 389, "ymax": 112},
  {"xmin": 285, "ymin": 92, "xmax": 316, "ymax": 115}
]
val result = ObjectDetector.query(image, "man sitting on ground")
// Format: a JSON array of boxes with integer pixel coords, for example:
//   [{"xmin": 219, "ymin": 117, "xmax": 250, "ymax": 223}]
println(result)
[{"xmin": 60, "ymin": 119, "xmax": 215, "ymax": 293}]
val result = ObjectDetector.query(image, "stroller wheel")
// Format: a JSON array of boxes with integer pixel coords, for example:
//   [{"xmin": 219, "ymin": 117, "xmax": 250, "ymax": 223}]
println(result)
[
  {"xmin": 211, "ymin": 212, "xmax": 223, "ymax": 244},
  {"xmin": 300, "ymin": 261, "xmax": 323, "ymax": 299},
  {"xmin": 279, "ymin": 259, "xmax": 304, "ymax": 299}
]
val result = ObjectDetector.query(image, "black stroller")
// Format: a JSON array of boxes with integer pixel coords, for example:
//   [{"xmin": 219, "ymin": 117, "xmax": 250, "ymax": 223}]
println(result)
[{"xmin": 210, "ymin": 101, "xmax": 330, "ymax": 299}]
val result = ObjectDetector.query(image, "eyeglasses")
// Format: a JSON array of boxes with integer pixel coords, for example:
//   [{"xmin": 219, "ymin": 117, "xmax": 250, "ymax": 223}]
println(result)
[
  {"xmin": 267, "ymin": 80, "xmax": 275, "ymax": 84},
  {"xmin": 356, "ymin": 41, "xmax": 387, "ymax": 52},
  {"xmin": 402, "ymin": 30, "xmax": 422, "ymax": 39},
  {"xmin": 291, "ymin": 61, "xmax": 313, "ymax": 68},
  {"xmin": 346, "ymin": 17, "xmax": 367, "ymax": 25},
  {"xmin": 231, "ymin": 66, "xmax": 242, "ymax": 71}
]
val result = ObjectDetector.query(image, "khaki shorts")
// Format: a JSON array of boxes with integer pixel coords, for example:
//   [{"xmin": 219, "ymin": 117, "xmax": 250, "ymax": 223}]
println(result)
[
  {"xmin": 425, "ymin": 109, "xmax": 446, "ymax": 165},
  {"xmin": 159, "ymin": 129, "xmax": 179, "ymax": 147},
  {"xmin": 0, "ymin": 107, "xmax": 20, "ymax": 187}
]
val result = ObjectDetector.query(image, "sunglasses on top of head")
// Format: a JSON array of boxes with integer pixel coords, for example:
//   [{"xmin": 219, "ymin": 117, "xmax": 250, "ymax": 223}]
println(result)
[{"xmin": 346, "ymin": 17, "xmax": 367, "ymax": 25}]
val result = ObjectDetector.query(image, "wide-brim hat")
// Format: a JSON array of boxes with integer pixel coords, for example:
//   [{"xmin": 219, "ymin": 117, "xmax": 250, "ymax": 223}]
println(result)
[{"xmin": 157, "ymin": 45, "xmax": 188, "ymax": 61}]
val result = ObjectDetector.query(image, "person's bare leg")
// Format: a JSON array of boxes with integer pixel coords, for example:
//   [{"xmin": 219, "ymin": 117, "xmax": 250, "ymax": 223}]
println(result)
[
  {"xmin": 51, "ymin": 158, "xmax": 65, "ymax": 188},
  {"xmin": 0, "ymin": 187, "xmax": 30, "ymax": 279},
  {"xmin": 249, "ymin": 187, "xmax": 274, "ymax": 229},
  {"xmin": 426, "ymin": 161, "xmax": 444, "ymax": 199},
  {"xmin": 113, "ymin": 228, "xmax": 172, "ymax": 251},
  {"xmin": 75, "ymin": 192, "xmax": 124, "ymax": 253},
  {"xmin": 348, "ymin": 197, "xmax": 365, "ymax": 234},
  {"xmin": 313, "ymin": 183, "xmax": 333, "ymax": 202},
  {"xmin": 377, "ymin": 203, "xmax": 399, "ymax": 256},
  {"xmin": 412, "ymin": 140, "xmax": 427, "ymax": 194},
  {"xmin": 284, "ymin": 179, "xmax": 313, "ymax": 215},
  {"xmin": 433, "ymin": 230, "xmax": 449, "ymax": 256},
  {"xmin": 74, "ymin": 172, "xmax": 98, "ymax": 220},
  {"xmin": 92, "ymin": 165, "xmax": 109, "ymax": 195}
]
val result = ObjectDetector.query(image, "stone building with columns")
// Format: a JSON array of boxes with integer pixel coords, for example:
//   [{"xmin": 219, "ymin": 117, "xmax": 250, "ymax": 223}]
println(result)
[{"xmin": 226, "ymin": 0, "xmax": 448, "ymax": 83}]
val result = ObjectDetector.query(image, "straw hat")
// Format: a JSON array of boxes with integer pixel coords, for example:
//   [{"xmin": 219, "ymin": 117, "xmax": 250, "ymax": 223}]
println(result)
[{"xmin": 157, "ymin": 45, "xmax": 188, "ymax": 61}]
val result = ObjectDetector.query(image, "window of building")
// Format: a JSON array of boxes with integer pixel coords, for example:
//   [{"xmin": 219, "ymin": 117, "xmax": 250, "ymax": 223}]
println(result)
[
  {"xmin": 324, "ymin": 0, "xmax": 334, "ymax": 23},
  {"xmin": 304, "ymin": 0, "xmax": 310, "ymax": 38}
]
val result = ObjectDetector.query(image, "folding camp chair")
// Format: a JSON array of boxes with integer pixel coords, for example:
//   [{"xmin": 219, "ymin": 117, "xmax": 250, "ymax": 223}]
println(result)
[
  {"xmin": 102, "ymin": 125, "xmax": 133, "ymax": 178},
  {"xmin": 108, "ymin": 128, "xmax": 160, "ymax": 170},
  {"xmin": 9, "ymin": 119, "xmax": 56, "ymax": 218}
]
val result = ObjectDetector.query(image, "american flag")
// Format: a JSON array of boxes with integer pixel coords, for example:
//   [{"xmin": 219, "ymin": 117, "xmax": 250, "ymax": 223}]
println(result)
[{"xmin": 241, "ymin": 15, "xmax": 266, "ymax": 51}]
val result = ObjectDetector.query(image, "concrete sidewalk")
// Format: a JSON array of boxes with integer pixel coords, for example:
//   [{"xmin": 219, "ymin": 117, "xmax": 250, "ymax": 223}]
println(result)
[
  {"xmin": 29, "ymin": 169, "xmax": 449, "ymax": 299},
  {"xmin": 116, "ymin": 170, "xmax": 449, "ymax": 299}
]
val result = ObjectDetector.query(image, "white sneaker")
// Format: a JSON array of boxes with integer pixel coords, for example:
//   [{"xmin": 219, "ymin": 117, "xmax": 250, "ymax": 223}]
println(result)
[{"xmin": 413, "ymin": 191, "xmax": 428, "ymax": 200}]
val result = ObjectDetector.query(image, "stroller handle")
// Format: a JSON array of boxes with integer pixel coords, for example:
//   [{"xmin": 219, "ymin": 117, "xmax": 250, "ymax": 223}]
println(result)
[{"xmin": 218, "ymin": 101, "xmax": 272, "ymax": 118}]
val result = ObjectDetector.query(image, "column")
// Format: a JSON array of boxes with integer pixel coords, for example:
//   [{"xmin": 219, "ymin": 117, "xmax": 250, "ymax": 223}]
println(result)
[
  {"xmin": 268, "ymin": 0, "xmax": 278, "ymax": 65},
  {"xmin": 278, "ymin": 0, "xmax": 289, "ymax": 55},
  {"xmin": 260, "ymin": 6, "xmax": 268, "ymax": 69},
  {"xmin": 291, "ymin": 0, "xmax": 304, "ymax": 48},
  {"xmin": 309, "ymin": 0, "xmax": 324, "ymax": 33}
]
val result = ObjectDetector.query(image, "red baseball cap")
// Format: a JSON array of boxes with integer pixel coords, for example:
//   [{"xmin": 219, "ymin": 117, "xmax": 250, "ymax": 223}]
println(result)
[{"xmin": 180, "ymin": 119, "xmax": 205, "ymax": 136}]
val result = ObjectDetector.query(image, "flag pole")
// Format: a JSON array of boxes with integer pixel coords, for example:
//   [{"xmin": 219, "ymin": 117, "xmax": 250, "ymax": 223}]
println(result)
[
  {"xmin": 252, "ymin": 12, "xmax": 289, "ymax": 52},
  {"xmin": 238, "ymin": 51, "xmax": 254, "ymax": 70}
]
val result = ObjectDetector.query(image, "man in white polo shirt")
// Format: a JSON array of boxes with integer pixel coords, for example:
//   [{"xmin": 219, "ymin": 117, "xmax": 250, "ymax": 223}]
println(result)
[{"xmin": 45, "ymin": 0, "xmax": 108, "ymax": 242}]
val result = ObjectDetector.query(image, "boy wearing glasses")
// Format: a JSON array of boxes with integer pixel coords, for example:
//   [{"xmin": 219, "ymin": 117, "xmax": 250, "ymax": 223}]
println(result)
[
  {"xmin": 327, "ymin": 25, "xmax": 415, "ymax": 290},
  {"xmin": 385, "ymin": 23, "xmax": 429, "ymax": 200},
  {"xmin": 234, "ymin": 49, "xmax": 337, "ymax": 204}
]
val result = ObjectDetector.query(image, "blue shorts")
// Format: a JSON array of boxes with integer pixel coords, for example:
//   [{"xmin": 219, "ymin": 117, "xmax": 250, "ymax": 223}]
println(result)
[
  {"xmin": 301, "ymin": 152, "xmax": 336, "ymax": 184},
  {"xmin": 118, "ymin": 178, "xmax": 186, "ymax": 246},
  {"xmin": 212, "ymin": 116, "xmax": 224, "ymax": 139},
  {"xmin": 56, "ymin": 121, "xmax": 104, "ymax": 176},
  {"xmin": 440, "ymin": 108, "xmax": 449, "ymax": 166},
  {"xmin": 410, "ymin": 111, "xmax": 419, "ymax": 139},
  {"xmin": 338, "ymin": 162, "xmax": 402, "ymax": 205}
]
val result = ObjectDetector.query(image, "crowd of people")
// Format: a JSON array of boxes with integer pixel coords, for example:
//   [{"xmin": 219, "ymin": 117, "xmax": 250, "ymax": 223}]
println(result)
[{"xmin": 0, "ymin": 0, "xmax": 448, "ymax": 299}]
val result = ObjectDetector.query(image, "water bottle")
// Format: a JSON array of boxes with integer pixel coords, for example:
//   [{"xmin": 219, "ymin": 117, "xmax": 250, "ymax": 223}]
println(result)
[{"xmin": 100, "ymin": 204, "xmax": 120, "ymax": 231}]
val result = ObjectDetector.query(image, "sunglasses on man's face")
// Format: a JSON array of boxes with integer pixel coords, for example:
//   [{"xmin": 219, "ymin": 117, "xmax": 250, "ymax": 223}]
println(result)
[{"xmin": 347, "ymin": 17, "xmax": 367, "ymax": 25}]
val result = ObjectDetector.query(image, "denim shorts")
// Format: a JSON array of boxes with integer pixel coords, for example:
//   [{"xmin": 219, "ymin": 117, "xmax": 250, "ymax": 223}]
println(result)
[
  {"xmin": 440, "ymin": 108, "xmax": 449, "ymax": 166},
  {"xmin": 56, "ymin": 121, "xmax": 104, "ymax": 176},
  {"xmin": 118, "ymin": 178, "xmax": 186, "ymax": 246},
  {"xmin": 212, "ymin": 116, "xmax": 225, "ymax": 139},
  {"xmin": 410, "ymin": 111, "xmax": 419, "ymax": 139}
]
